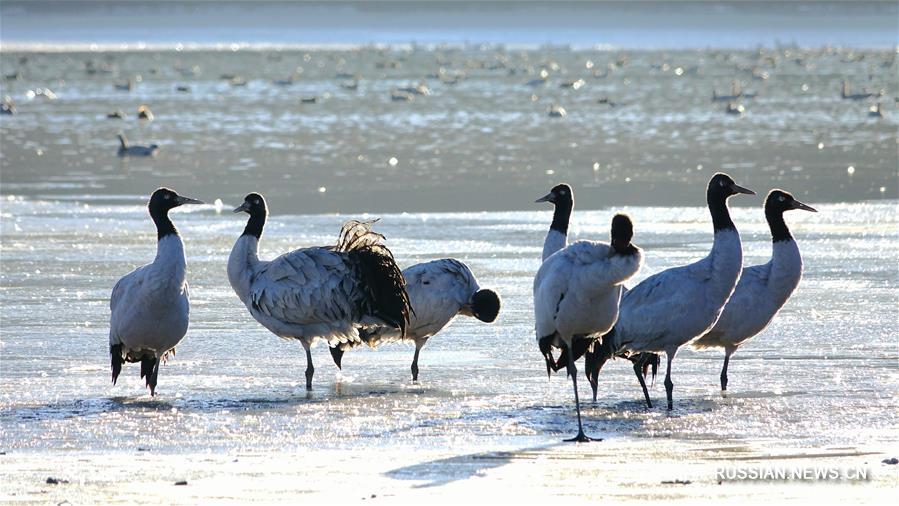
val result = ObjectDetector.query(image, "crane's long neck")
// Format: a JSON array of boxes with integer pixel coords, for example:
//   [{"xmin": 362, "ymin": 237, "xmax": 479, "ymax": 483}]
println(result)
[
  {"xmin": 151, "ymin": 208, "xmax": 178, "ymax": 241},
  {"xmin": 542, "ymin": 198, "xmax": 572, "ymax": 261},
  {"xmin": 767, "ymin": 209, "xmax": 803, "ymax": 292},
  {"xmin": 550, "ymin": 198, "xmax": 572, "ymax": 235},
  {"xmin": 708, "ymin": 191, "xmax": 736, "ymax": 233},
  {"xmin": 228, "ymin": 212, "xmax": 265, "ymax": 300},
  {"xmin": 766, "ymin": 207, "xmax": 792, "ymax": 243},
  {"xmin": 707, "ymin": 192, "xmax": 743, "ymax": 304},
  {"xmin": 153, "ymin": 234, "xmax": 187, "ymax": 284}
]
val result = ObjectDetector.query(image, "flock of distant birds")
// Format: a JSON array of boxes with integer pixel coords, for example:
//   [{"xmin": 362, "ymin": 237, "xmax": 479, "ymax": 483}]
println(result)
[
  {"xmin": 1, "ymin": 47, "xmax": 890, "ymax": 150},
  {"xmin": 108, "ymin": 171, "xmax": 815, "ymax": 442}
]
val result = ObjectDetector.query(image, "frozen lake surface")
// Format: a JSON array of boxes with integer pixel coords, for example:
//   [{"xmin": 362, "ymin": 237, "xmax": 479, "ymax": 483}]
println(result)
[{"xmin": 1, "ymin": 196, "xmax": 896, "ymax": 502}]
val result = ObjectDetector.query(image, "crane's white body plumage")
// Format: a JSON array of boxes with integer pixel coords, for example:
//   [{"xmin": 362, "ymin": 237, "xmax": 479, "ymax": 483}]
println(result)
[
  {"xmin": 109, "ymin": 234, "xmax": 190, "ymax": 360},
  {"xmin": 227, "ymin": 235, "xmax": 382, "ymax": 347},
  {"xmin": 534, "ymin": 240, "xmax": 643, "ymax": 346},
  {"xmin": 694, "ymin": 239, "xmax": 802, "ymax": 352},
  {"xmin": 615, "ymin": 229, "xmax": 744, "ymax": 355},
  {"xmin": 360, "ymin": 258, "xmax": 482, "ymax": 346}
]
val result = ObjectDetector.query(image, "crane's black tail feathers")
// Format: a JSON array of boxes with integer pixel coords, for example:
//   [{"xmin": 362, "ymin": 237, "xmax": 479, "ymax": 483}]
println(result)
[
  {"xmin": 329, "ymin": 346, "xmax": 345, "ymax": 369},
  {"xmin": 337, "ymin": 219, "xmax": 412, "ymax": 338},
  {"xmin": 637, "ymin": 353, "xmax": 661, "ymax": 388},
  {"xmin": 110, "ymin": 344, "xmax": 123, "ymax": 385},
  {"xmin": 140, "ymin": 355, "xmax": 160, "ymax": 396}
]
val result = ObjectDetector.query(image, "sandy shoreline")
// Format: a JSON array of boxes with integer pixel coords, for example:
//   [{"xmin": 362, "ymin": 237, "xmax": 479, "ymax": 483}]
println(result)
[{"xmin": 2, "ymin": 436, "xmax": 896, "ymax": 504}]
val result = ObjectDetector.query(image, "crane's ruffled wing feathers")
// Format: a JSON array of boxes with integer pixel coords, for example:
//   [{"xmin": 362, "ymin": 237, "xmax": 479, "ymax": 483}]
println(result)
[
  {"xmin": 533, "ymin": 253, "xmax": 573, "ymax": 338},
  {"xmin": 249, "ymin": 247, "xmax": 360, "ymax": 327},
  {"xmin": 560, "ymin": 241, "xmax": 642, "ymax": 292},
  {"xmin": 335, "ymin": 219, "xmax": 386, "ymax": 253},
  {"xmin": 406, "ymin": 258, "xmax": 477, "ymax": 305},
  {"xmin": 334, "ymin": 219, "xmax": 412, "ymax": 336}
]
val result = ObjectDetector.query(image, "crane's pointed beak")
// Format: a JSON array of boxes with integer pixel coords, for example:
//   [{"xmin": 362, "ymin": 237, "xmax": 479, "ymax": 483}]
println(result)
[
  {"xmin": 792, "ymin": 200, "xmax": 818, "ymax": 212},
  {"xmin": 535, "ymin": 192, "xmax": 554, "ymax": 203},
  {"xmin": 730, "ymin": 183, "xmax": 755, "ymax": 195},
  {"xmin": 176, "ymin": 196, "xmax": 204, "ymax": 205},
  {"xmin": 233, "ymin": 202, "xmax": 249, "ymax": 213}
]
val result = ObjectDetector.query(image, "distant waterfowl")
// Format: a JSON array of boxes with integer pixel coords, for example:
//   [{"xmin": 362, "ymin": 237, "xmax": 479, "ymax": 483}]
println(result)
[
  {"xmin": 694, "ymin": 190, "xmax": 816, "ymax": 393},
  {"xmin": 107, "ymin": 110, "xmax": 125, "ymax": 119},
  {"xmin": 273, "ymin": 75, "xmax": 297, "ymax": 86},
  {"xmin": 596, "ymin": 97, "xmax": 618, "ymax": 107},
  {"xmin": 175, "ymin": 85, "xmax": 190, "ymax": 93},
  {"xmin": 725, "ymin": 102, "xmax": 746, "ymax": 115},
  {"xmin": 1, "ymin": 96, "xmax": 15, "ymax": 115},
  {"xmin": 137, "ymin": 105, "xmax": 154, "ymax": 121},
  {"xmin": 117, "ymin": 134, "xmax": 159, "ymax": 157},
  {"xmin": 751, "ymin": 67, "xmax": 769, "ymax": 81},
  {"xmin": 712, "ymin": 81, "xmax": 742, "ymax": 102},
  {"xmin": 841, "ymin": 80, "xmax": 876, "ymax": 100},
  {"xmin": 560, "ymin": 79, "xmax": 585, "ymax": 90},
  {"xmin": 535, "ymin": 183, "xmax": 573, "ymax": 262},
  {"xmin": 114, "ymin": 80, "xmax": 133, "ymax": 91},
  {"xmin": 109, "ymin": 188, "xmax": 204, "ymax": 395},
  {"xmin": 586, "ymin": 173, "xmax": 754, "ymax": 410},
  {"xmin": 227, "ymin": 194, "xmax": 411, "ymax": 391},
  {"xmin": 329, "ymin": 258, "xmax": 501, "ymax": 381},
  {"xmin": 869, "ymin": 103, "xmax": 884, "ymax": 118},
  {"xmin": 548, "ymin": 104, "xmax": 567, "ymax": 118},
  {"xmin": 534, "ymin": 214, "xmax": 643, "ymax": 441},
  {"xmin": 397, "ymin": 83, "xmax": 430, "ymax": 96},
  {"xmin": 340, "ymin": 80, "xmax": 359, "ymax": 91},
  {"xmin": 391, "ymin": 90, "xmax": 415, "ymax": 102},
  {"xmin": 25, "ymin": 88, "xmax": 57, "ymax": 100},
  {"xmin": 300, "ymin": 97, "xmax": 318, "ymax": 104},
  {"xmin": 526, "ymin": 69, "xmax": 549, "ymax": 87}
]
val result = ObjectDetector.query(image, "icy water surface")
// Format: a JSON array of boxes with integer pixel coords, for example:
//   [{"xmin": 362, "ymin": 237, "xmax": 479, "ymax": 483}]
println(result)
[
  {"xmin": 1, "ymin": 196, "xmax": 896, "ymax": 502},
  {"xmin": 1, "ymin": 45, "xmax": 897, "ymax": 214}
]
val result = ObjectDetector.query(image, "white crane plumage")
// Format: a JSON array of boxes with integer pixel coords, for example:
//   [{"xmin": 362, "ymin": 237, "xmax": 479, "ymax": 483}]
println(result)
[
  {"xmin": 537, "ymin": 183, "xmax": 659, "ymax": 407},
  {"xmin": 693, "ymin": 189, "xmax": 816, "ymax": 393},
  {"xmin": 227, "ymin": 193, "xmax": 411, "ymax": 391},
  {"xmin": 534, "ymin": 214, "xmax": 643, "ymax": 441},
  {"xmin": 587, "ymin": 173, "xmax": 754, "ymax": 410},
  {"xmin": 329, "ymin": 258, "xmax": 501, "ymax": 381},
  {"xmin": 109, "ymin": 187, "xmax": 204, "ymax": 395}
]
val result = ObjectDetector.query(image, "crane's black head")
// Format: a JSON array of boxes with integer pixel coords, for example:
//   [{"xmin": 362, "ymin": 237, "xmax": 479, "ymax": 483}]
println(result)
[
  {"xmin": 148, "ymin": 187, "xmax": 203, "ymax": 214},
  {"xmin": 765, "ymin": 189, "xmax": 818, "ymax": 214},
  {"xmin": 147, "ymin": 187, "xmax": 203, "ymax": 239},
  {"xmin": 610, "ymin": 213, "xmax": 638, "ymax": 255},
  {"xmin": 470, "ymin": 288, "xmax": 501, "ymax": 323},
  {"xmin": 535, "ymin": 183, "xmax": 573, "ymax": 205},
  {"xmin": 707, "ymin": 172, "xmax": 755, "ymax": 202},
  {"xmin": 765, "ymin": 189, "xmax": 817, "ymax": 242},
  {"xmin": 234, "ymin": 192, "xmax": 267, "ymax": 216},
  {"xmin": 234, "ymin": 192, "xmax": 268, "ymax": 238}
]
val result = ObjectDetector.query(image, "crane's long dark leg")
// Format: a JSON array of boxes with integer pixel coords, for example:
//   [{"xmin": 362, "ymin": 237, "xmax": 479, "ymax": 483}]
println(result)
[
  {"xmin": 633, "ymin": 358, "xmax": 653, "ymax": 409},
  {"xmin": 411, "ymin": 341, "xmax": 424, "ymax": 382},
  {"xmin": 140, "ymin": 355, "xmax": 160, "ymax": 396},
  {"xmin": 302, "ymin": 342, "xmax": 314, "ymax": 391},
  {"xmin": 664, "ymin": 352, "xmax": 675, "ymax": 411},
  {"xmin": 563, "ymin": 342, "xmax": 599, "ymax": 443},
  {"xmin": 110, "ymin": 344, "xmax": 123, "ymax": 385},
  {"xmin": 720, "ymin": 347, "xmax": 734, "ymax": 396}
]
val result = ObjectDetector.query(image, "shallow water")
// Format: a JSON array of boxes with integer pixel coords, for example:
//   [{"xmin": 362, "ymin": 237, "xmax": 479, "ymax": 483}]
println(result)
[
  {"xmin": 1, "ymin": 196, "xmax": 897, "ymax": 501},
  {"xmin": 1, "ymin": 45, "xmax": 897, "ymax": 214}
]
